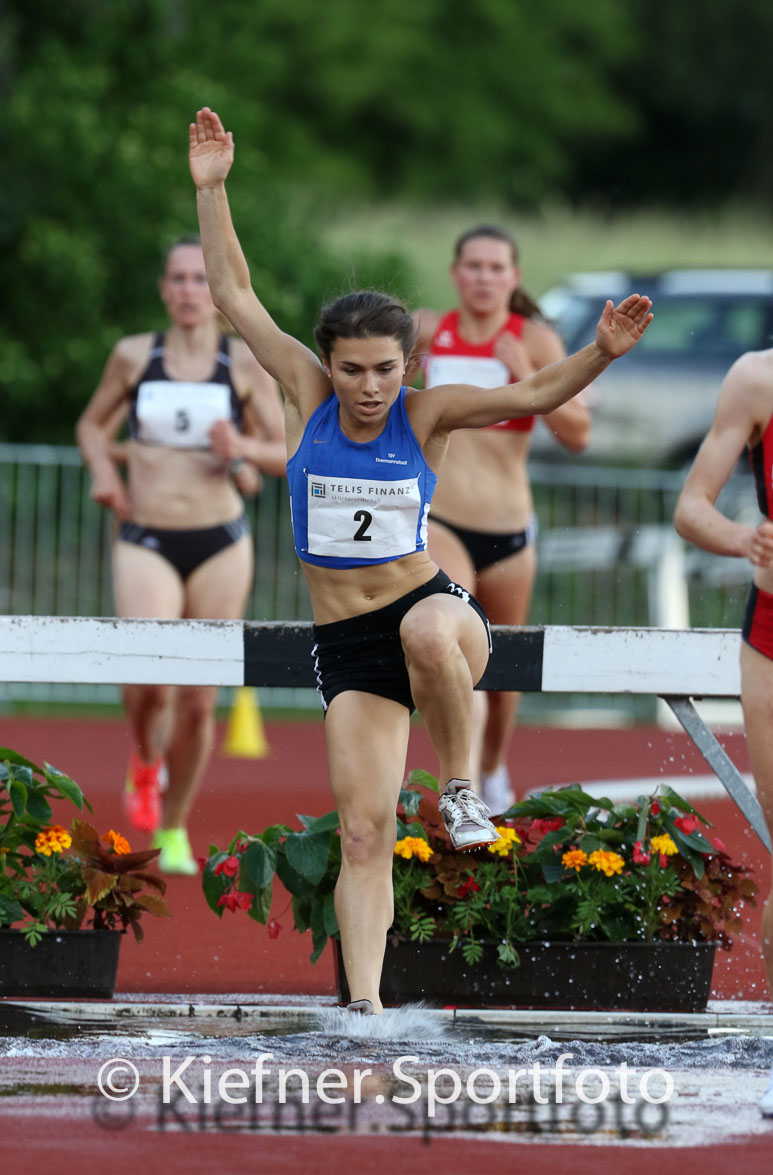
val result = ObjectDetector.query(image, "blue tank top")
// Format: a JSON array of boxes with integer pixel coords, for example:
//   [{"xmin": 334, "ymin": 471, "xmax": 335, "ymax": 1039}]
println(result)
[
  {"xmin": 287, "ymin": 388, "xmax": 437, "ymax": 569},
  {"xmin": 128, "ymin": 333, "xmax": 243, "ymax": 450}
]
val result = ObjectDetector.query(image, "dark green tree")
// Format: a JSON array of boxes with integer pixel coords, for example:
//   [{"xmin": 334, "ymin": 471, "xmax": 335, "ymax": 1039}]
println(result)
[{"xmin": 0, "ymin": 0, "xmax": 412, "ymax": 442}]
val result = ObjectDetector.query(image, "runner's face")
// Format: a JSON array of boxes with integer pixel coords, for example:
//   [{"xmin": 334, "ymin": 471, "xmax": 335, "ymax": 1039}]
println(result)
[
  {"xmin": 451, "ymin": 238, "xmax": 520, "ymax": 316},
  {"xmin": 326, "ymin": 337, "xmax": 406, "ymax": 428},
  {"xmin": 159, "ymin": 245, "xmax": 216, "ymax": 327}
]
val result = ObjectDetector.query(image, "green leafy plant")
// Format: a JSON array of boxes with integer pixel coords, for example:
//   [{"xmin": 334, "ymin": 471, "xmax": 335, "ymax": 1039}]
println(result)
[
  {"xmin": 202, "ymin": 769, "xmax": 758, "ymax": 969},
  {"xmin": 0, "ymin": 748, "xmax": 170, "ymax": 944}
]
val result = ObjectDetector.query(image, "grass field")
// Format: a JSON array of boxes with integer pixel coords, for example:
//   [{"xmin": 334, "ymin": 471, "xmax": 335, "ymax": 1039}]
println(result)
[{"xmin": 323, "ymin": 201, "xmax": 773, "ymax": 308}]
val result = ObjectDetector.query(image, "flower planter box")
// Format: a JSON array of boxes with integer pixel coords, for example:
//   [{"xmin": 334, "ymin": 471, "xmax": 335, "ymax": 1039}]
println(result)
[
  {"xmin": 0, "ymin": 929, "xmax": 123, "ymax": 998},
  {"xmin": 334, "ymin": 937, "xmax": 716, "ymax": 1012}
]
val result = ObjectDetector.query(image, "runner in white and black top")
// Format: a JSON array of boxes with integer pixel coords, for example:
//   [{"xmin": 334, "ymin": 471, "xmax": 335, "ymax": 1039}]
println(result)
[{"xmin": 76, "ymin": 235, "xmax": 285, "ymax": 874}]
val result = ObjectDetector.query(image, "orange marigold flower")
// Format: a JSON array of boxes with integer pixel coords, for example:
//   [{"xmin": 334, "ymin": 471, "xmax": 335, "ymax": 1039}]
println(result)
[
  {"xmin": 588, "ymin": 849, "xmax": 625, "ymax": 877},
  {"xmin": 650, "ymin": 834, "xmax": 678, "ymax": 857},
  {"xmin": 487, "ymin": 826, "xmax": 521, "ymax": 856},
  {"xmin": 562, "ymin": 849, "xmax": 588, "ymax": 872},
  {"xmin": 394, "ymin": 836, "xmax": 432, "ymax": 862},
  {"xmin": 34, "ymin": 825, "xmax": 72, "ymax": 856},
  {"xmin": 103, "ymin": 829, "xmax": 131, "ymax": 855}
]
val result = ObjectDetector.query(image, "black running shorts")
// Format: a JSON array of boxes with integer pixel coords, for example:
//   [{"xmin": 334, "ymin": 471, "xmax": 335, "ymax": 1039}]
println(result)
[{"xmin": 311, "ymin": 570, "xmax": 491, "ymax": 713}]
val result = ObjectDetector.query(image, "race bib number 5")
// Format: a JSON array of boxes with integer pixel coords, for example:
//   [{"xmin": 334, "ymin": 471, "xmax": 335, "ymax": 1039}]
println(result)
[{"xmin": 306, "ymin": 473, "xmax": 423, "ymax": 559}]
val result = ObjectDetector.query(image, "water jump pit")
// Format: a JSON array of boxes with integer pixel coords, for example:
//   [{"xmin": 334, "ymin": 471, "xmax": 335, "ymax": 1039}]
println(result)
[{"xmin": 1, "ymin": 995, "xmax": 771, "ymax": 1147}]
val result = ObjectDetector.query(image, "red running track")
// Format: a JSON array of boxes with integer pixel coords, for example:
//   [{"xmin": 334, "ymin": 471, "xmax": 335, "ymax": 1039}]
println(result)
[
  {"xmin": 1, "ymin": 714, "xmax": 771, "ymax": 1175},
  {"xmin": 0, "ymin": 715, "xmax": 768, "ymax": 1001}
]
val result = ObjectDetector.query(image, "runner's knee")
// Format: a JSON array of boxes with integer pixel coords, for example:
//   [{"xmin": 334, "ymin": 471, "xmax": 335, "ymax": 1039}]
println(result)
[
  {"xmin": 126, "ymin": 683, "xmax": 174, "ymax": 713},
  {"xmin": 400, "ymin": 604, "xmax": 459, "ymax": 671},
  {"xmin": 338, "ymin": 811, "xmax": 395, "ymax": 866},
  {"xmin": 175, "ymin": 686, "xmax": 217, "ymax": 728}
]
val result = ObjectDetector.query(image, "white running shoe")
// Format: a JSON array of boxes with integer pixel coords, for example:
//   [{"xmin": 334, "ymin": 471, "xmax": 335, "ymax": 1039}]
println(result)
[
  {"xmin": 760, "ymin": 1065, "xmax": 773, "ymax": 1118},
  {"xmin": 438, "ymin": 782, "xmax": 500, "ymax": 851},
  {"xmin": 480, "ymin": 765, "xmax": 515, "ymax": 814}
]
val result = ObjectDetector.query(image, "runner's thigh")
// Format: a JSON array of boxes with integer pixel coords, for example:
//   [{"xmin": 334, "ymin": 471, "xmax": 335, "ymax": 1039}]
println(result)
[
  {"xmin": 184, "ymin": 533, "xmax": 254, "ymax": 620},
  {"xmin": 113, "ymin": 541, "xmax": 185, "ymax": 618}
]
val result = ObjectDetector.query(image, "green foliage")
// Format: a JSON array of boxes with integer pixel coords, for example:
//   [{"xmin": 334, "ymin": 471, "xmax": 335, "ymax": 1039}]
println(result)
[
  {"xmin": 201, "ymin": 815, "xmax": 341, "ymax": 962},
  {"xmin": 7, "ymin": 1, "xmax": 773, "ymax": 444},
  {"xmin": 0, "ymin": 748, "xmax": 169, "ymax": 944},
  {"xmin": 201, "ymin": 769, "xmax": 757, "ymax": 971},
  {"xmin": 574, "ymin": 0, "xmax": 773, "ymax": 208},
  {"xmin": 0, "ymin": 0, "xmax": 415, "ymax": 443},
  {"xmin": 0, "ymin": 747, "xmax": 90, "ymax": 862}
]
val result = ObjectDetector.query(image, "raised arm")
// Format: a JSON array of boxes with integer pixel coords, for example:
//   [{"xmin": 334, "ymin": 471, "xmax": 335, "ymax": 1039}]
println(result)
[
  {"xmin": 189, "ymin": 108, "xmax": 326, "ymax": 406},
  {"xmin": 496, "ymin": 320, "xmax": 590, "ymax": 452},
  {"xmin": 674, "ymin": 355, "xmax": 773, "ymax": 567},
  {"xmin": 412, "ymin": 294, "xmax": 651, "ymax": 440}
]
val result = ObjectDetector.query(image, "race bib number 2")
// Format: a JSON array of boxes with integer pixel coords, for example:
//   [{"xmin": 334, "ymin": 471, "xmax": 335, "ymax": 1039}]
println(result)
[{"xmin": 306, "ymin": 473, "xmax": 423, "ymax": 559}]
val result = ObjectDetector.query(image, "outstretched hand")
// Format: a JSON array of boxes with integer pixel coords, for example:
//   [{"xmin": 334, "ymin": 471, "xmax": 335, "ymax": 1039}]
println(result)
[
  {"xmin": 595, "ymin": 294, "xmax": 653, "ymax": 359},
  {"xmin": 189, "ymin": 107, "xmax": 234, "ymax": 189}
]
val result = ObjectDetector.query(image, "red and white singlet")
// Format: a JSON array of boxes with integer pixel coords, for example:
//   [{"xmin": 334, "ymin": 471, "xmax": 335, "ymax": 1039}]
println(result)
[{"xmin": 424, "ymin": 309, "xmax": 534, "ymax": 432}]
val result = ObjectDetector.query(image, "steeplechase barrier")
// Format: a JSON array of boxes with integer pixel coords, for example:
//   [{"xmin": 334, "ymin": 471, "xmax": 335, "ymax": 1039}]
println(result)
[{"xmin": 0, "ymin": 616, "xmax": 768, "ymax": 851}]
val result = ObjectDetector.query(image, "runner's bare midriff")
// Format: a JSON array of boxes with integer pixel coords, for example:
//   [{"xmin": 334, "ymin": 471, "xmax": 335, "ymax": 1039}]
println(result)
[
  {"xmin": 429, "ymin": 428, "xmax": 533, "ymax": 531},
  {"xmin": 125, "ymin": 443, "xmax": 243, "ymax": 529},
  {"xmin": 302, "ymin": 550, "xmax": 440, "ymax": 624}
]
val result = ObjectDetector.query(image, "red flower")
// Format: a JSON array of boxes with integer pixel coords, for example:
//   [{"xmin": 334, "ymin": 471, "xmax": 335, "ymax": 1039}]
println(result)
[
  {"xmin": 214, "ymin": 855, "xmax": 240, "ymax": 878},
  {"xmin": 650, "ymin": 801, "xmax": 661, "ymax": 816},
  {"xmin": 632, "ymin": 841, "xmax": 651, "ymax": 865},
  {"xmin": 456, "ymin": 877, "xmax": 481, "ymax": 898},
  {"xmin": 198, "ymin": 857, "xmax": 208, "ymax": 873},
  {"xmin": 658, "ymin": 852, "xmax": 668, "ymax": 868},
  {"xmin": 217, "ymin": 891, "xmax": 252, "ymax": 913},
  {"xmin": 236, "ymin": 840, "xmax": 248, "ymax": 853},
  {"xmin": 530, "ymin": 817, "xmax": 565, "ymax": 839},
  {"xmin": 713, "ymin": 837, "xmax": 727, "ymax": 854},
  {"xmin": 674, "ymin": 814, "xmax": 698, "ymax": 835},
  {"xmin": 267, "ymin": 918, "xmax": 282, "ymax": 939}
]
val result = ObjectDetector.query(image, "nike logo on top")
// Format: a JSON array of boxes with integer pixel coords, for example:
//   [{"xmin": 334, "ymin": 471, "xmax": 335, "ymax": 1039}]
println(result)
[{"xmin": 313, "ymin": 438, "xmax": 328, "ymax": 444}]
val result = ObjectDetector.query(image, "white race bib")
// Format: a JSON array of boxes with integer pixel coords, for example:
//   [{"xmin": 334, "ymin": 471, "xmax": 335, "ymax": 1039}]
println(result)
[
  {"xmin": 306, "ymin": 473, "xmax": 423, "ymax": 559},
  {"xmin": 135, "ymin": 380, "xmax": 232, "ymax": 449},
  {"xmin": 425, "ymin": 354, "xmax": 510, "ymax": 390}
]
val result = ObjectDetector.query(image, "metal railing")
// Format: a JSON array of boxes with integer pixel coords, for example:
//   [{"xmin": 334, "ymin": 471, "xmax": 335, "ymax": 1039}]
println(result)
[{"xmin": 0, "ymin": 445, "xmax": 754, "ymax": 708}]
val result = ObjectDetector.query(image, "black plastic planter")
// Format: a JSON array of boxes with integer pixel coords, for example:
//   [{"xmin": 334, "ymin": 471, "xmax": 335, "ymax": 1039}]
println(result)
[
  {"xmin": 0, "ymin": 929, "xmax": 123, "ymax": 998},
  {"xmin": 335, "ymin": 937, "xmax": 716, "ymax": 1012}
]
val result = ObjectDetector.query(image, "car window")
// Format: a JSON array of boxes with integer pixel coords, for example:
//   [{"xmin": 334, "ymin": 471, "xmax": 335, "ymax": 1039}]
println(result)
[
  {"xmin": 559, "ymin": 294, "xmax": 769, "ymax": 359},
  {"xmin": 635, "ymin": 297, "xmax": 767, "ymax": 357}
]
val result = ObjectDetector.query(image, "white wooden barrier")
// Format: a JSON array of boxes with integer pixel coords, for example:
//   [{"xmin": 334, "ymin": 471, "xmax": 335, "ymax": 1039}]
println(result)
[{"xmin": 0, "ymin": 616, "xmax": 767, "ymax": 851}]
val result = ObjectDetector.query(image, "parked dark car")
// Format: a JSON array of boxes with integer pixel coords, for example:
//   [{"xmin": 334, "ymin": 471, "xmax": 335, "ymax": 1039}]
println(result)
[{"xmin": 534, "ymin": 269, "xmax": 773, "ymax": 465}]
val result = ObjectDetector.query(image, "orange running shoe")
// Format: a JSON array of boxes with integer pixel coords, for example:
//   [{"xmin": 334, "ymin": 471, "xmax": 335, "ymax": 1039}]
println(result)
[{"xmin": 124, "ymin": 751, "xmax": 163, "ymax": 833}]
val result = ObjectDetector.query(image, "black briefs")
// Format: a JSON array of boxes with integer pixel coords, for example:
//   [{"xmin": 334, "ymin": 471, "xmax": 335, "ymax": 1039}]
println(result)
[
  {"xmin": 117, "ymin": 514, "xmax": 250, "ymax": 581},
  {"xmin": 429, "ymin": 514, "xmax": 538, "ymax": 573}
]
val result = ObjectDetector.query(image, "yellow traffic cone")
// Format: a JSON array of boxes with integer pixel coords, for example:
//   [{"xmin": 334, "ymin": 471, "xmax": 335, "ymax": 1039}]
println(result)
[{"xmin": 222, "ymin": 687, "xmax": 269, "ymax": 758}]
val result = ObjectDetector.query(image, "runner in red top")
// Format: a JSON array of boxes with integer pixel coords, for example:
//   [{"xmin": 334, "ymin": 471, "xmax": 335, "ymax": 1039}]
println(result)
[
  {"xmin": 424, "ymin": 309, "xmax": 535, "ymax": 432},
  {"xmin": 414, "ymin": 226, "xmax": 591, "ymax": 811},
  {"xmin": 674, "ymin": 350, "xmax": 773, "ymax": 1117}
]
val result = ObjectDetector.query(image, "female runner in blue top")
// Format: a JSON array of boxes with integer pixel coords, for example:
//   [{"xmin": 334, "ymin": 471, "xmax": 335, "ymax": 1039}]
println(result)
[{"xmin": 190, "ymin": 106, "xmax": 652, "ymax": 1014}]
